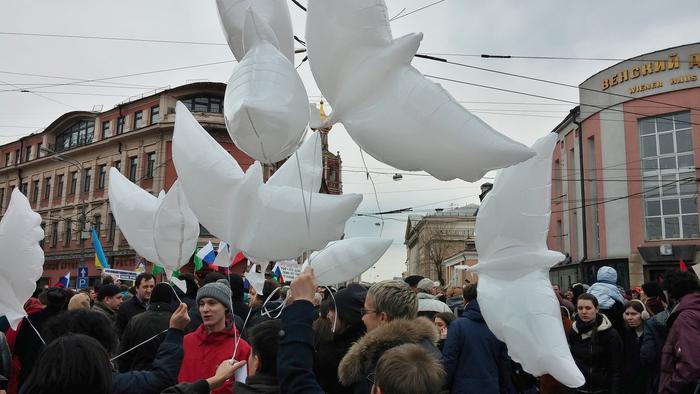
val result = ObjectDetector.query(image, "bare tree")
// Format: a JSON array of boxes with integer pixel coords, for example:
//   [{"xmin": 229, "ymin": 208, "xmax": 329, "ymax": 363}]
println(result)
[{"xmin": 423, "ymin": 222, "xmax": 465, "ymax": 285}]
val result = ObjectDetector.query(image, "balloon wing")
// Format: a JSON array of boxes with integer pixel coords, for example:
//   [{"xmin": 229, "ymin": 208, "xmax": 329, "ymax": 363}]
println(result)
[
  {"xmin": 306, "ymin": 0, "xmax": 534, "ymax": 181},
  {"xmin": 246, "ymin": 264, "xmax": 266, "ymax": 296},
  {"xmin": 153, "ymin": 180, "xmax": 200, "ymax": 276},
  {"xmin": 304, "ymin": 238, "xmax": 392, "ymax": 286},
  {"xmin": 473, "ymin": 133, "xmax": 584, "ymax": 387},
  {"xmin": 0, "ymin": 189, "xmax": 44, "ymax": 329},
  {"xmin": 108, "ymin": 168, "xmax": 160, "ymax": 263},
  {"xmin": 267, "ymin": 133, "xmax": 322, "ymax": 194},
  {"xmin": 216, "ymin": 0, "xmax": 294, "ymax": 62}
]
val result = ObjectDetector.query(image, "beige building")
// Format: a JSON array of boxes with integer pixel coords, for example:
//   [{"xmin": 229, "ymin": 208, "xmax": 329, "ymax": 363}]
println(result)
[{"xmin": 404, "ymin": 204, "xmax": 478, "ymax": 285}]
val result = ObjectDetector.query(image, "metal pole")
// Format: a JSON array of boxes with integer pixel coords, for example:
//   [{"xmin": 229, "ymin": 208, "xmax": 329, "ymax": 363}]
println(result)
[{"xmin": 80, "ymin": 202, "xmax": 86, "ymax": 268}]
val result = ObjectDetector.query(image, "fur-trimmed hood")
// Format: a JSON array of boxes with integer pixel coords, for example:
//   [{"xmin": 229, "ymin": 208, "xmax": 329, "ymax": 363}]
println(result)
[{"xmin": 338, "ymin": 317, "xmax": 439, "ymax": 385}]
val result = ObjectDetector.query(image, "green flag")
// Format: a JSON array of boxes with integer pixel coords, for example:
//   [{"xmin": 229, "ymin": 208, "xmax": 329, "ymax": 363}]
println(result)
[
  {"xmin": 173, "ymin": 270, "xmax": 181, "ymax": 278},
  {"xmin": 193, "ymin": 251, "xmax": 203, "ymax": 272},
  {"xmin": 152, "ymin": 265, "xmax": 164, "ymax": 275}
]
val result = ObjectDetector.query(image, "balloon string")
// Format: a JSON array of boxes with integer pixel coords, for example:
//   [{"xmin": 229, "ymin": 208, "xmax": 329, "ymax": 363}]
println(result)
[
  {"xmin": 294, "ymin": 149, "xmax": 311, "ymax": 236},
  {"xmin": 168, "ymin": 281, "xmax": 183, "ymax": 304},
  {"xmin": 110, "ymin": 329, "xmax": 168, "ymax": 361},
  {"xmin": 359, "ymin": 148, "xmax": 384, "ymax": 237},
  {"xmin": 245, "ymin": 107, "xmax": 270, "ymax": 164},
  {"xmin": 25, "ymin": 316, "xmax": 46, "ymax": 345},
  {"xmin": 325, "ymin": 286, "xmax": 338, "ymax": 333}
]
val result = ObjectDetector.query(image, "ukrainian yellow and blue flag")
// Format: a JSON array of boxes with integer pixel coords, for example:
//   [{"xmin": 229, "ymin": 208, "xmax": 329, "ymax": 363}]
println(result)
[{"xmin": 92, "ymin": 227, "xmax": 110, "ymax": 270}]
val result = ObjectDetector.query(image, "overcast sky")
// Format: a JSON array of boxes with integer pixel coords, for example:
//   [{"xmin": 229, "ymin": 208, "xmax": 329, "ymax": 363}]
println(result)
[{"xmin": 1, "ymin": 0, "xmax": 699, "ymax": 281}]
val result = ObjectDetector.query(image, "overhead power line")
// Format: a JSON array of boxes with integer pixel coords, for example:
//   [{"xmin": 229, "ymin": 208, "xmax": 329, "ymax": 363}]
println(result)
[{"xmin": 0, "ymin": 31, "xmax": 227, "ymax": 46}]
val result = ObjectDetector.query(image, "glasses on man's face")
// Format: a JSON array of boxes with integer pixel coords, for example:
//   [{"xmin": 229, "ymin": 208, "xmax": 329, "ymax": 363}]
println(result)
[{"xmin": 360, "ymin": 308, "xmax": 378, "ymax": 316}]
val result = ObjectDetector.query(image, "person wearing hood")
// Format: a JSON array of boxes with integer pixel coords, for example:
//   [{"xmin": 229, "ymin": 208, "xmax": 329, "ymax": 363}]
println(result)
[
  {"xmin": 442, "ymin": 284, "xmax": 509, "ymax": 393},
  {"xmin": 178, "ymin": 279, "xmax": 251, "ymax": 394},
  {"xmin": 568, "ymin": 293, "xmax": 623, "ymax": 394},
  {"xmin": 587, "ymin": 266, "xmax": 626, "ymax": 336},
  {"xmin": 234, "ymin": 319, "xmax": 280, "ymax": 394},
  {"xmin": 416, "ymin": 278, "xmax": 451, "ymax": 319},
  {"xmin": 640, "ymin": 281, "xmax": 665, "ymax": 316},
  {"xmin": 118, "ymin": 282, "xmax": 174, "ymax": 372},
  {"xmin": 14, "ymin": 287, "xmax": 68, "ymax": 390},
  {"xmin": 246, "ymin": 279, "xmax": 282, "ymax": 330},
  {"xmin": 337, "ymin": 280, "xmax": 442, "ymax": 393},
  {"xmin": 658, "ymin": 270, "xmax": 700, "ymax": 394},
  {"xmin": 621, "ymin": 300, "xmax": 649, "ymax": 394},
  {"xmin": 315, "ymin": 283, "xmax": 368, "ymax": 394}
]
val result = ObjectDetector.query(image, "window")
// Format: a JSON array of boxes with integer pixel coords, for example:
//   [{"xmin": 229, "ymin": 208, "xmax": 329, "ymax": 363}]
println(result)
[
  {"xmin": 25, "ymin": 146, "xmax": 32, "ymax": 162},
  {"xmin": 55, "ymin": 120, "xmax": 95, "ymax": 152},
  {"xmin": 133, "ymin": 111, "xmax": 143, "ymax": 129},
  {"xmin": 44, "ymin": 177, "xmax": 51, "ymax": 200},
  {"xmin": 94, "ymin": 215, "xmax": 102, "ymax": 236},
  {"xmin": 57, "ymin": 174, "xmax": 64, "ymax": 198},
  {"xmin": 117, "ymin": 116, "xmax": 126, "ymax": 134},
  {"xmin": 180, "ymin": 96, "xmax": 223, "ymax": 113},
  {"xmin": 4, "ymin": 153, "xmax": 10, "ymax": 166},
  {"xmin": 37, "ymin": 143, "xmax": 43, "ymax": 157},
  {"xmin": 102, "ymin": 120, "xmax": 111, "ymax": 139},
  {"xmin": 129, "ymin": 156, "xmax": 138, "ymax": 182},
  {"xmin": 31, "ymin": 180, "xmax": 39, "ymax": 202},
  {"xmin": 14, "ymin": 149, "xmax": 19, "ymax": 164},
  {"xmin": 150, "ymin": 105, "xmax": 160, "ymax": 124},
  {"xmin": 64, "ymin": 219, "xmax": 72, "ymax": 246},
  {"xmin": 146, "ymin": 152, "xmax": 156, "ymax": 179},
  {"xmin": 108, "ymin": 213, "xmax": 116, "ymax": 241},
  {"xmin": 69, "ymin": 171, "xmax": 78, "ymax": 194},
  {"xmin": 51, "ymin": 221, "xmax": 58, "ymax": 247},
  {"xmin": 40, "ymin": 222, "xmax": 45, "ymax": 248},
  {"xmin": 0, "ymin": 188, "xmax": 4, "ymax": 211},
  {"xmin": 640, "ymin": 111, "xmax": 698, "ymax": 240},
  {"xmin": 83, "ymin": 168, "xmax": 92, "ymax": 193},
  {"xmin": 98, "ymin": 164, "xmax": 107, "ymax": 189},
  {"xmin": 20, "ymin": 182, "xmax": 28, "ymax": 195}
]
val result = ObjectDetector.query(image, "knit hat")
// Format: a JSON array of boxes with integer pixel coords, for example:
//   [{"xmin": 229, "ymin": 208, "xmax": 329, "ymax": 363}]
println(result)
[
  {"xmin": 404, "ymin": 275, "xmax": 424, "ymax": 288},
  {"xmin": 417, "ymin": 278, "xmax": 436, "ymax": 292},
  {"xmin": 196, "ymin": 279, "xmax": 232, "ymax": 311},
  {"xmin": 331, "ymin": 283, "xmax": 367, "ymax": 327},
  {"xmin": 150, "ymin": 282, "xmax": 173, "ymax": 304},
  {"xmin": 67, "ymin": 293, "xmax": 91, "ymax": 311},
  {"xmin": 97, "ymin": 284, "xmax": 121, "ymax": 301},
  {"xmin": 641, "ymin": 281, "xmax": 660, "ymax": 298}
]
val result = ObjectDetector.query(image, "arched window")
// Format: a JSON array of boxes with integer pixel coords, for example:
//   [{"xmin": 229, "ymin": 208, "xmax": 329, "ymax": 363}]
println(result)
[
  {"xmin": 180, "ymin": 96, "xmax": 223, "ymax": 113},
  {"xmin": 55, "ymin": 120, "xmax": 95, "ymax": 151}
]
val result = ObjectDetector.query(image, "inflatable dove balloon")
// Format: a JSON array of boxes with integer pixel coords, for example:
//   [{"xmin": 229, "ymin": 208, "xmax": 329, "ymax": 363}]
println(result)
[
  {"xmin": 267, "ymin": 133, "xmax": 322, "ymax": 195},
  {"xmin": 223, "ymin": 7, "xmax": 308, "ymax": 164},
  {"xmin": 0, "ymin": 189, "xmax": 45, "ymax": 330},
  {"xmin": 302, "ymin": 237, "xmax": 392, "ymax": 286},
  {"xmin": 172, "ymin": 102, "xmax": 362, "ymax": 262},
  {"xmin": 108, "ymin": 169, "xmax": 199, "ymax": 276},
  {"xmin": 216, "ymin": 0, "xmax": 294, "ymax": 62},
  {"xmin": 305, "ymin": 0, "xmax": 534, "ymax": 181},
  {"xmin": 471, "ymin": 133, "xmax": 585, "ymax": 388}
]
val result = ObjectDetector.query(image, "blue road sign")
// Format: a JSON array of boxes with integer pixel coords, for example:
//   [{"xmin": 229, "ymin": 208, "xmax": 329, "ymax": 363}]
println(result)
[
  {"xmin": 77, "ymin": 267, "xmax": 89, "ymax": 289},
  {"xmin": 78, "ymin": 267, "xmax": 88, "ymax": 278}
]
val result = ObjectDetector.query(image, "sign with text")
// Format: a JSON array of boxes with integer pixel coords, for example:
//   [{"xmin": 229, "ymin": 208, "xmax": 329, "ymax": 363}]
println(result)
[
  {"xmin": 77, "ymin": 266, "xmax": 89, "ymax": 289},
  {"xmin": 103, "ymin": 268, "xmax": 138, "ymax": 282},
  {"xmin": 274, "ymin": 260, "xmax": 303, "ymax": 282}
]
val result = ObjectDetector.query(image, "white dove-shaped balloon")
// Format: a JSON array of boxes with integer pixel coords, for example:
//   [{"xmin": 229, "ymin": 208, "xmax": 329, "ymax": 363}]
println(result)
[
  {"xmin": 108, "ymin": 169, "xmax": 199, "ymax": 277},
  {"xmin": 302, "ymin": 237, "xmax": 392, "ymax": 286},
  {"xmin": 471, "ymin": 133, "xmax": 585, "ymax": 388},
  {"xmin": 0, "ymin": 189, "xmax": 45, "ymax": 329},
  {"xmin": 221, "ymin": 5, "xmax": 308, "ymax": 164},
  {"xmin": 216, "ymin": 0, "xmax": 294, "ymax": 63},
  {"xmin": 172, "ymin": 102, "xmax": 362, "ymax": 262},
  {"xmin": 305, "ymin": 0, "xmax": 534, "ymax": 181}
]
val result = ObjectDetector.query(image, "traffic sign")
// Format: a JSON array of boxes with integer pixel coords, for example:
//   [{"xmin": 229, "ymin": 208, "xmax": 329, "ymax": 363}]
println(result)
[
  {"xmin": 78, "ymin": 267, "xmax": 88, "ymax": 278},
  {"xmin": 77, "ymin": 267, "xmax": 89, "ymax": 289},
  {"xmin": 77, "ymin": 277, "xmax": 89, "ymax": 289}
]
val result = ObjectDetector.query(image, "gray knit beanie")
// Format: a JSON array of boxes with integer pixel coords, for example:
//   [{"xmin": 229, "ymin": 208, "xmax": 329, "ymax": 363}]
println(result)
[{"xmin": 196, "ymin": 279, "xmax": 232, "ymax": 311}]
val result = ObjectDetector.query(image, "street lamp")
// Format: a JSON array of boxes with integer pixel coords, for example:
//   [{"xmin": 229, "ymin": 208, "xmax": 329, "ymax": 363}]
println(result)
[{"xmin": 41, "ymin": 147, "xmax": 89, "ymax": 269}]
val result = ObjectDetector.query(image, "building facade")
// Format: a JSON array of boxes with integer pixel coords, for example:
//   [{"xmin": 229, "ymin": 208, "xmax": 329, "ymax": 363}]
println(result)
[
  {"xmin": 405, "ymin": 204, "xmax": 478, "ymax": 285},
  {"xmin": 0, "ymin": 82, "xmax": 342, "ymax": 286},
  {"xmin": 548, "ymin": 43, "xmax": 700, "ymax": 289}
]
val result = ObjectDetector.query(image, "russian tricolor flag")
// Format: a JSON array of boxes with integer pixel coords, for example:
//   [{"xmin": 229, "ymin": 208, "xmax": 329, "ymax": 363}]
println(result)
[
  {"xmin": 56, "ymin": 272, "xmax": 70, "ymax": 288},
  {"xmin": 196, "ymin": 241, "xmax": 216, "ymax": 264}
]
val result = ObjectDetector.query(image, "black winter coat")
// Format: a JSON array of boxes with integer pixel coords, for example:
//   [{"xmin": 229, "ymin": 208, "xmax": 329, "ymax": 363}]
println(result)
[
  {"xmin": 116, "ymin": 295, "xmax": 148, "ymax": 334},
  {"xmin": 112, "ymin": 328, "xmax": 184, "ymax": 394},
  {"xmin": 314, "ymin": 323, "xmax": 365, "ymax": 394},
  {"xmin": 234, "ymin": 374, "xmax": 279, "ymax": 394},
  {"xmin": 640, "ymin": 309, "xmax": 670, "ymax": 394},
  {"xmin": 278, "ymin": 301, "xmax": 325, "ymax": 394},
  {"xmin": 14, "ymin": 305, "xmax": 63, "ymax": 389},
  {"xmin": 621, "ymin": 326, "xmax": 646, "ymax": 394},
  {"xmin": 118, "ymin": 302, "xmax": 172, "ymax": 372},
  {"xmin": 568, "ymin": 314, "xmax": 623, "ymax": 394}
]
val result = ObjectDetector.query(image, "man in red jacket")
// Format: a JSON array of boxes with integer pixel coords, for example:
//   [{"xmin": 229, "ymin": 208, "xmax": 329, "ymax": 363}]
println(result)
[
  {"xmin": 178, "ymin": 279, "xmax": 251, "ymax": 394},
  {"xmin": 659, "ymin": 270, "xmax": 700, "ymax": 394}
]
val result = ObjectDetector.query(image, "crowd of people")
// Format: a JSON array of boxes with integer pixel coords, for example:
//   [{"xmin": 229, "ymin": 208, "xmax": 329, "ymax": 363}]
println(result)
[{"xmin": 0, "ymin": 264, "xmax": 698, "ymax": 394}]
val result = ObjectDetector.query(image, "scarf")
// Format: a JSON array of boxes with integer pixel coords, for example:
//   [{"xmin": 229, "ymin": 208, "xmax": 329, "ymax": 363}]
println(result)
[{"xmin": 575, "ymin": 313, "xmax": 601, "ymax": 335}]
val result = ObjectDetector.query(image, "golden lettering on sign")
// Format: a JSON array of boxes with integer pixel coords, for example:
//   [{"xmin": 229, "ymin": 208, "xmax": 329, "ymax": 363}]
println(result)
[
  {"xmin": 600, "ymin": 52, "xmax": 698, "ymax": 90},
  {"xmin": 670, "ymin": 74, "xmax": 698, "ymax": 85},
  {"xmin": 629, "ymin": 81, "xmax": 663, "ymax": 94}
]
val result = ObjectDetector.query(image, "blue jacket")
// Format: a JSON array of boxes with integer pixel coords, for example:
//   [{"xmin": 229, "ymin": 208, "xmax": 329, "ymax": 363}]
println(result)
[
  {"xmin": 112, "ymin": 328, "xmax": 184, "ymax": 394},
  {"xmin": 442, "ymin": 300, "xmax": 508, "ymax": 394},
  {"xmin": 278, "ymin": 300, "xmax": 325, "ymax": 394}
]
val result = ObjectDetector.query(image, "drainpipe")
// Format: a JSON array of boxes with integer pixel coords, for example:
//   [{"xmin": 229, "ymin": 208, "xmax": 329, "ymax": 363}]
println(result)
[{"xmin": 572, "ymin": 110, "xmax": 588, "ymax": 265}]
